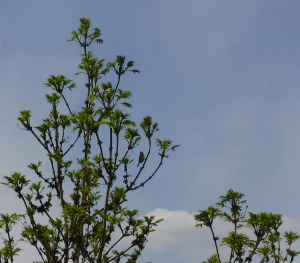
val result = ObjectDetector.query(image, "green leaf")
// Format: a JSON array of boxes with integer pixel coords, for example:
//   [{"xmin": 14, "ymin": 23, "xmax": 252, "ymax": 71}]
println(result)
[
  {"xmin": 202, "ymin": 254, "xmax": 221, "ymax": 263},
  {"xmin": 216, "ymin": 189, "xmax": 247, "ymax": 223},
  {"xmin": 18, "ymin": 110, "xmax": 32, "ymax": 130},
  {"xmin": 140, "ymin": 116, "xmax": 158, "ymax": 138},
  {"xmin": 220, "ymin": 231, "xmax": 252, "ymax": 254},
  {"xmin": 194, "ymin": 206, "xmax": 221, "ymax": 228},
  {"xmin": 2, "ymin": 173, "xmax": 30, "ymax": 193},
  {"xmin": 155, "ymin": 138, "xmax": 180, "ymax": 157},
  {"xmin": 44, "ymin": 75, "xmax": 76, "ymax": 93},
  {"xmin": 67, "ymin": 17, "xmax": 103, "ymax": 47},
  {"xmin": 284, "ymin": 231, "xmax": 300, "ymax": 246}
]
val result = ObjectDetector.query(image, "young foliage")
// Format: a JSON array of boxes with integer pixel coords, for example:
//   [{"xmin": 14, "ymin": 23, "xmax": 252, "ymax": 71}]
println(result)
[
  {"xmin": 3, "ymin": 17, "xmax": 179, "ymax": 263},
  {"xmin": 0, "ymin": 213, "xmax": 24, "ymax": 263},
  {"xmin": 194, "ymin": 189, "xmax": 300, "ymax": 263}
]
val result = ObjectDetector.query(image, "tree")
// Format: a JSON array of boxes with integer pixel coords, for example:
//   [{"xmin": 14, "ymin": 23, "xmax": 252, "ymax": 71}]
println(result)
[
  {"xmin": 0, "ymin": 213, "xmax": 24, "ymax": 263},
  {"xmin": 2, "ymin": 17, "xmax": 179, "ymax": 263},
  {"xmin": 194, "ymin": 189, "xmax": 300, "ymax": 263}
]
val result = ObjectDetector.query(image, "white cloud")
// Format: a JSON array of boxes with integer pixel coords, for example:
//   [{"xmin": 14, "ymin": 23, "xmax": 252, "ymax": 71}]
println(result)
[
  {"xmin": 144, "ymin": 209, "xmax": 198, "ymax": 250},
  {"xmin": 142, "ymin": 209, "xmax": 300, "ymax": 261},
  {"xmin": 143, "ymin": 208, "xmax": 232, "ymax": 254}
]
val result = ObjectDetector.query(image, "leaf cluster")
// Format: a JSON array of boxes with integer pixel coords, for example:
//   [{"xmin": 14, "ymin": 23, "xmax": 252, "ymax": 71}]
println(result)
[{"xmin": 194, "ymin": 189, "xmax": 300, "ymax": 263}]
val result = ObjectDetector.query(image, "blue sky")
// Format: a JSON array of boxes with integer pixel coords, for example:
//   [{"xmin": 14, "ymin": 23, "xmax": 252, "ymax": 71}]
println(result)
[{"xmin": 1, "ymin": 1, "xmax": 300, "ymax": 262}]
